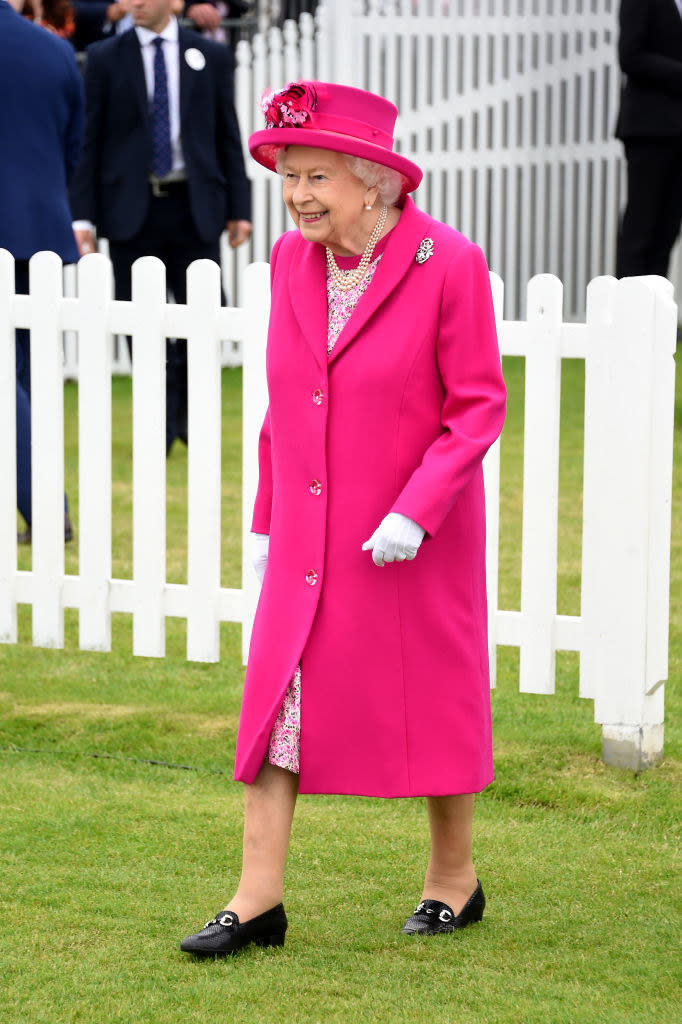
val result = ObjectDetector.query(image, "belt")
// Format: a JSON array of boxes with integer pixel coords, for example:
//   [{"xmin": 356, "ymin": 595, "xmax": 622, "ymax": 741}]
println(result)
[{"xmin": 149, "ymin": 178, "xmax": 188, "ymax": 198}]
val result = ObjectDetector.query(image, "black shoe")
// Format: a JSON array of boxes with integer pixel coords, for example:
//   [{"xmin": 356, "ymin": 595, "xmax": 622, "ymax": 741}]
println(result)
[
  {"xmin": 401, "ymin": 881, "xmax": 485, "ymax": 935},
  {"xmin": 180, "ymin": 904, "xmax": 287, "ymax": 957}
]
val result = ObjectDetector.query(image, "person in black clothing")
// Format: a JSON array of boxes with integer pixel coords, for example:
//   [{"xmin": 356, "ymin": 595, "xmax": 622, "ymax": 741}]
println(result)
[
  {"xmin": 615, "ymin": 0, "xmax": 682, "ymax": 278},
  {"xmin": 69, "ymin": 0, "xmax": 251, "ymax": 453}
]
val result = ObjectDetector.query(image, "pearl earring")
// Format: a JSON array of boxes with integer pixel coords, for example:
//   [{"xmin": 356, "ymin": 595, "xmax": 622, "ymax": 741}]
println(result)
[{"xmin": 365, "ymin": 203, "xmax": 372, "ymax": 210}]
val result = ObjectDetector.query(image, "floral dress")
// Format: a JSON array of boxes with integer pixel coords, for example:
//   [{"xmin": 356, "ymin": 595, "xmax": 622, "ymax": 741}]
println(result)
[{"xmin": 266, "ymin": 245, "xmax": 386, "ymax": 773}]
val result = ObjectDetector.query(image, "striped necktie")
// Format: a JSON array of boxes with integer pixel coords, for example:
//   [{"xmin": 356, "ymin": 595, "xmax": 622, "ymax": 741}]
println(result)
[{"xmin": 151, "ymin": 37, "xmax": 172, "ymax": 178}]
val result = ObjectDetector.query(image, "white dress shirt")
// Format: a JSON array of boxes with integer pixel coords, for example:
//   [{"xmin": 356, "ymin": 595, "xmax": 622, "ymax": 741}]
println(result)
[
  {"xmin": 135, "ymin": 19, "xmax": 186, "ymax": 178},
  {"xmin": 72, "ymin": 18, "xmax": 186, "ymax": 235}
]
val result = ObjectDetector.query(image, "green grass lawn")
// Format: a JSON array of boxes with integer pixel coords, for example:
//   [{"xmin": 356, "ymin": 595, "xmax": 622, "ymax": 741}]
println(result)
[{"xmin": 1, "ymin": 354, "xmax": 680, "ymax": 1024}]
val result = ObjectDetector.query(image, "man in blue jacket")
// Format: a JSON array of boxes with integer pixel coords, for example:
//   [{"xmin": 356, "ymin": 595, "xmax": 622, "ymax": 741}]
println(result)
[
  {"xmin": 69, "ymin": 0, "xmax": 252, "ymax": 453},
  {"xmin": 0, "ymin": 0, "xmax": 84, "ymax": 543}
]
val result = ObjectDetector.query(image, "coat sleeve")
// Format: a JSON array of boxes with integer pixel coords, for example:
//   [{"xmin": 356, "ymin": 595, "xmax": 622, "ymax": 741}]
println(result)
[
  {"xmin": 618, "ymin": 0, "xmax": 682, "ymax": 97},
  {"xmin": 390, "ymin": 241, "xmax": 506, "ymax": 536},
  {"xmin": 63, "ymin": 45, "xmax": 85, "ymax": 184},
  {"xmin": 216, "ymin": 43, "xmax": 251, "ymax": 222},
  {"xmin": 250, "ymin": 233, "xmax": 288, "ymax": 534},
  {"xmin": 68, "ymin": 45, "xmax": 105, "ymax": 224}
]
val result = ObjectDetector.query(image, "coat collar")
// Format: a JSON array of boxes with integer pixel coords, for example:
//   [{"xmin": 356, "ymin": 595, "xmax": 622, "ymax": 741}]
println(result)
[
  {"xmin": 178, "ymin": 28, "xmax": 199, "ymax": 129},
  {"xmin": 121, "ymin": 29, "xmax": 148, "ymax": 125},
  {"xmin": 289, "ymin": 197, "xmax": 434, "ymax": 368}
]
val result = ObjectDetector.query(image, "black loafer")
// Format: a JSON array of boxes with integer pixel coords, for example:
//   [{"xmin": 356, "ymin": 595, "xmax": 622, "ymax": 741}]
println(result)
[
  {"xmin": 401, "ymin": 881, "xmax": 485, "ymax": 935},
  {"xmin": 180, "ymin": 904, "xmax": 287, "ymax": 956}
]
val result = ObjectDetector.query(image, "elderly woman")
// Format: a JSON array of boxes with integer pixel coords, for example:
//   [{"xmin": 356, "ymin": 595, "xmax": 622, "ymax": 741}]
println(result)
[{"xmin": 181, "ymin": 81, "xmax": 506, "ymax": 956}]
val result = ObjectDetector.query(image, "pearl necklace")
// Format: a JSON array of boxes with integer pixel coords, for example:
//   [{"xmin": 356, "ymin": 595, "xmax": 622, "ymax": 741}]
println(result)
[{"xmin": 325, "ymin": 205, "xmax": 389, "ymax": 291}]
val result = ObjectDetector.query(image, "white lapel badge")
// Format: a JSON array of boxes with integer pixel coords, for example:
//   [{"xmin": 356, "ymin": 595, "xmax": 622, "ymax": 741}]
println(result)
[
  {"xmin": 416, "ymin": 238, "xmax": 434, "ymax": 264},
  {"xmin": 185, "ymin": 48, "xmax": 206, "ymax": 71}
]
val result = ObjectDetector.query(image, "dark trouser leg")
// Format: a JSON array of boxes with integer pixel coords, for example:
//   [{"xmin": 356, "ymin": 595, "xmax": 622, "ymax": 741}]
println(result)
[
  {"xmin": 15, "ymin": 261, "xmax": 70, "ymax": 531},
  {"xmin": 109, "ymin": 190, "xmax": 222, "ymax": 454},
  {"xmin": 161, "ymin": 205, "xmax": 222, "ymax": 454},
  {"xmin": 616, "ymin": 138, "xmax": 682, "ymax": 278},
  {"xmin": 15, "ymin": 262, "xmax": 32, "ymax": 525}
]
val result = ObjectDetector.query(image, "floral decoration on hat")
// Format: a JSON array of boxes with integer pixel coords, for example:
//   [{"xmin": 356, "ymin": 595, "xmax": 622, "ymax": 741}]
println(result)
[{"xmin": 261, "ymin": 82, "xmax": 319, "ymax": 129}]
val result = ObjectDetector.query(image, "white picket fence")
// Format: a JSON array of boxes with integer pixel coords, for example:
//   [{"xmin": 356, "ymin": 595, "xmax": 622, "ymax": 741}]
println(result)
[{"xmin": 1, "ymin": 248, "xmax": 677, "ymax": 770}]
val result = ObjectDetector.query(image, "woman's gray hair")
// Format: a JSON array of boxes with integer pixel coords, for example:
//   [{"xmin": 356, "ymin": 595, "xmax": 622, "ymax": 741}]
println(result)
[
  {"xmin": 275, "ymin": 149, "xmax": 403, "ymax": 206},
  {"xmin": 342, "ymin": 156, "xmax": 403, "ymax": 207}
]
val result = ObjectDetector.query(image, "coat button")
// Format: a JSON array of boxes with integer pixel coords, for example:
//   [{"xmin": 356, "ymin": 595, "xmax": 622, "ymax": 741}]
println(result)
[
  {"xmin": 312, "ymin": 388, "xmax": 324, "ymax": 405},
  {"xmin": 305, "ymin": 570, "xmax": 318, "ymax": 586},
  {"xmin": 309, "ymin": 479, "xmax": 322, "ymax": 496}
]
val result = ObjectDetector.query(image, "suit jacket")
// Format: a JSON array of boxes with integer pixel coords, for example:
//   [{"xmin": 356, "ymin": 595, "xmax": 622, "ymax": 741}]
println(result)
[
  {"xmin": 616, "ymin": 0, "xmax": 682, "ymax": 139},
  {"xmin": 0, "ymin": 1, "xmax": 84, "ymax": 262},
  {"xmin": 69, "ymin": 26, "xmax": 251, "ymax": 243},
  {"xmin": 235, "ymin": 197, "xmax": 507, "ymax": 795}
]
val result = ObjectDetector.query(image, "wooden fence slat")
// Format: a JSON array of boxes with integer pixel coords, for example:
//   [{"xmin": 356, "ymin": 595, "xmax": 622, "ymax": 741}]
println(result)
[
  {"xmin": 0, "ymin": 250, "xmax": 17, "ymax": 643},
  {"xmin": 186, "ymin": 260, "xmax": 223, "ymax": 662},
  {"xmin": 645, "ymin": 277, "xmax": 677, "ymax": 697},
  {"xmin": 579, "ymin": 274, "xmax": 615, "ymax": 701},
  {"xmin": 519, "ymin": 273, "xmax": 563, "ymax": 693},
  {"xmin": 131, "ymin": 257, "xmax": 167, "ymax": 658},
  {"xmin": 77, "ymin": 254, "xmax": 113, "ymax": 651},
  {"xmin": 484, "ymin": 271, "xmax": 505, "ymax": 687},
  {"xmin": 30, "ymin": 252, "xmax": 66, "ymax": 648}
]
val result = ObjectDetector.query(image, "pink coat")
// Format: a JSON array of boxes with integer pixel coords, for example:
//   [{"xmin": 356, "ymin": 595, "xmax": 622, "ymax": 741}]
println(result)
[{"xmin": 234, "ymin": 197, "xmax": 506, "ymax": 797}]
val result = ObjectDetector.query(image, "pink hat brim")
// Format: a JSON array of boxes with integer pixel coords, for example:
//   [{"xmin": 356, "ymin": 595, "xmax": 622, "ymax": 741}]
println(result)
[{"xmin": 248, "ymin": 127, "xmax": 423, "ymax": 194}]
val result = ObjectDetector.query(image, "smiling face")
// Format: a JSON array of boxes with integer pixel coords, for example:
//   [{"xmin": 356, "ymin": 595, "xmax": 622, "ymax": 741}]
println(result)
[{"xmin": 280, "ymin": 146, "xmax": 379, "ymax": 256}]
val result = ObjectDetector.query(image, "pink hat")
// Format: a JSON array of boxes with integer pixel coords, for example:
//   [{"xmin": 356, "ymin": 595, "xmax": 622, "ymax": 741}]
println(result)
[{"xmin": 248, "ymin": 81, "xmax": 422, "ymax": 195}]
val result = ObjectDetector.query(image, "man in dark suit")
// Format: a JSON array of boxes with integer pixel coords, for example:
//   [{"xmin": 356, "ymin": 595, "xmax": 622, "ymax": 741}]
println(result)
[
  {"xmin": 69, "ymin": 0, "xmax": 251, "ymax": 452},
  {"xmin": 0, "ymin": 0, "xmax": 84, "ymax": 543},
  {"xmin": 615, "ymin": 0, "xmax": 682, "ymax": 277}
]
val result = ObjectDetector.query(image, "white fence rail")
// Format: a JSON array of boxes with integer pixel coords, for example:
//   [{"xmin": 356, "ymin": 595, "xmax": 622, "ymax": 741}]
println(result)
[{"xmin": 1, "ymin": 249, "xmax": 677, "ymax": 770}]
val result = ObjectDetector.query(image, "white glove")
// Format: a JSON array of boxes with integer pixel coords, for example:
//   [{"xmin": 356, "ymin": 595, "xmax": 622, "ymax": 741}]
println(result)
[
  {"xmin": 251, "ymin": 532, "xmax": 269, "ymax": 583},
  {"xmin": 361, "ymin": 513, "xmax": 425, "ymax": 567}
]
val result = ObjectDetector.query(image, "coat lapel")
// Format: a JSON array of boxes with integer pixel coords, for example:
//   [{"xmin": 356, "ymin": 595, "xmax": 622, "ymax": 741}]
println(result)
[
  {"xmin": 178, "ymin": 29, "xmax": 197, "ymax": 130},
  {"xmin": 121, "ymin": 29, "xmax": 149, "ymax": 125},
  {"xmin": 289, "ymin": 237, "xmax": 328, "ymax": 371},
  {"xmin": 327, "ymin": 197, "xmax": 434, "ymax": 366}
]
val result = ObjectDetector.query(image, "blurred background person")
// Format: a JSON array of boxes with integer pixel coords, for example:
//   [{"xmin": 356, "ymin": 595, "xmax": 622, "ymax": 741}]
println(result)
[
  {"xmin": 615, "ymin": 0, "xmax": 682, "ymax": 278},
  {"xmin": 72, "ymin": 0, "xmax": 220, "ymax": 50},
  {"xmin": 0, "ymin": 0, "xmax": 84, "ymax": 543},
  {"xmin": 22, "ymin": 0, "xmax": 76, "ymax": 37},
  {"xmin": 69, "ymin": 0, "xmax": 251, "ymax": 454}
]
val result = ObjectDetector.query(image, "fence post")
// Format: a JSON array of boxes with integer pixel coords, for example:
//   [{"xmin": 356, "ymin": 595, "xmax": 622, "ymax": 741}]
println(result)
[
  {"xmin": 484, "ymin": 271, "xmax": 505, "ymax": 687},
  {"xmin": 519, "ymin": 274, "xmax": 563, "ymax": 693},
  {"xmin": 30, "ymin": 252, "xmax": 66, "ymax": 648},
  {"xmin": 241, "ymin": 262, "xmax": 271, "ymax": 665},
  {"xmin": 186, "ymin": 260, "xmax": 223, "ymax": 662},
  {"xmin": 77, "ymin": 253, "xmax": 113, "ymax": 651},
  {"xmin": 585, "ymin": 277, "xmax": 676, "ymax": 770},
  {"xmin": 131, "ymin": 257, "xmax": 167, "ymax": 658},
  {"xmin": 0, "ymin": 250, "xmax": 17, "ymax": 643}
]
